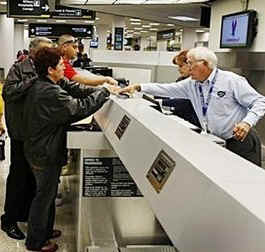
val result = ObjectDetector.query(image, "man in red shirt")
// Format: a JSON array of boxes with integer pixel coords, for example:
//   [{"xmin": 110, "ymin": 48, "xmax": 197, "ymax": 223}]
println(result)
[{"xmin": 58, "ymin": 35, "xmax": 117, "ymax": 86}]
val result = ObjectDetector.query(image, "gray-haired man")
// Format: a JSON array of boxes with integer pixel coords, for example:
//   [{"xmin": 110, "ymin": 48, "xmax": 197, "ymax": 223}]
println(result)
[{"xmin": 1, "ymin": 37, "xmax": 53, "ymax": 240}]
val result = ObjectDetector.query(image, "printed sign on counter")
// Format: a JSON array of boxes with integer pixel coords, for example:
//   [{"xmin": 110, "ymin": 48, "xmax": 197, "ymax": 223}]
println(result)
[{"xmin": 83, "ymin": 157, "xmax": 142, "ymax": 197}]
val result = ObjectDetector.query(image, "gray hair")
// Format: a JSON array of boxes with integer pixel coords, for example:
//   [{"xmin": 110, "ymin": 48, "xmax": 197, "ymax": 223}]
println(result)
[
  {"xmin": 29, "ymin": 37, "xmax": 53, "ymax": 50},
  {"xmin": 57, "ymin": 34, "xmax": 76, "ymax": 46},
  {"xmin": 187, "ymin": 47, "xmax": 218, "ymax": 69}
]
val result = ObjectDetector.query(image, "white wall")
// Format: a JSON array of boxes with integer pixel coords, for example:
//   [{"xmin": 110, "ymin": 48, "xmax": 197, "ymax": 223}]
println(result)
[
  {"xmin": 14, "ymin": 24, "xmax": 24, "ymax": 59},
  {"xmin": 90, "ymin": 49, "xmax": 177, "ymax": 66},
  {"xmin": 0, "ymin": 15, "xmax": 14, "ymax": 77},
  {"xmin": 24, "ymin": 29, "xmax": 30, "ymax": 51},
  {"xmin": 209, "ymin": 0, "xmax": 265, "ymax": 52}
]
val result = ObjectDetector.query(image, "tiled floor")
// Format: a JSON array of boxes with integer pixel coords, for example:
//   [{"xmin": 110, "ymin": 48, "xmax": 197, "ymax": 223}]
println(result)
[{"xmin": 0, "ymin": 137, "xmax": 77, "ymax": 251}]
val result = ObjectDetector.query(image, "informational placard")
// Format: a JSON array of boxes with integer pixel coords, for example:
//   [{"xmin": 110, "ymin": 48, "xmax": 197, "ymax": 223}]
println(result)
[
  {"xmin": 29, "ymin": 23, "xmax": 93, "ymax": 38},
  {"xmin": 83, "ymin": 157, "xmax": 142, "ymax": 197},
  {"xmin": 8, "ymin": 0, "xmax": 50, "ymax": 17},
  {"xmin": 114, "ymin": 27, "xmax": 124, "ymax": 50},
  {"xmin": 146, "ymin": 150, "xmax": 175, "ymax": 193}
]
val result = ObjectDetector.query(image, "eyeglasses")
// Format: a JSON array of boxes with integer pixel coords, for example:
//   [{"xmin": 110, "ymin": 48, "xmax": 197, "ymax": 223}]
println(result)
[
  {"xmin": 62, "ymin": 39, "xmax": 78, "ymax": 45},
  {"xmin": 186, "ymin": 59, "xmax": 205, "ymax": 66}
]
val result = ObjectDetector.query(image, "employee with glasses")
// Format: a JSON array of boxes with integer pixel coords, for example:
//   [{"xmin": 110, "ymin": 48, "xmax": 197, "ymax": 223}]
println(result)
[
  {"xmin": 57, "ymin": 35, "xmax": 118, "ymax": 86},
  {"xmin": 119, "ymin": 47, "xmax": 265, "ymax": 166}
]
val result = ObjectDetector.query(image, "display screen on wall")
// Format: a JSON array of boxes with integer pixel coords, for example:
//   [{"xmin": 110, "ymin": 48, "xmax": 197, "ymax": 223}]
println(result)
[
  {"xmin": 157, "ymin": 29, "xmax": 175, "ymax": 41},
  {"xmin": 220, "ymin": 10, "xmax": 257, "ymax": 48},
  {"xmin": 8, "ymin": 0, "xmax": 95, "ymax": 20},
  {"xmin": 29, "ymin": 23, "xmax": 93, "ymax": 38}
]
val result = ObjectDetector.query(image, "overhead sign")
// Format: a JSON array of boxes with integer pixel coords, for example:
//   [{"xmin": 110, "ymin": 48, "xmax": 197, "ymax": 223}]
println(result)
[
  {"xmin": 8, "ymin": 0, "xmax": 96, "ymax": 20},
  {"xmin": 8, "ymin": 0, "xmax": 50, "ymax": 17},
  {"xmin": 29, "ymin": 23, "xmax": 93, "ymax": 38},
  {"xmin": 52, "ymin": 5, "xmax": 96, "ymax": 19}
]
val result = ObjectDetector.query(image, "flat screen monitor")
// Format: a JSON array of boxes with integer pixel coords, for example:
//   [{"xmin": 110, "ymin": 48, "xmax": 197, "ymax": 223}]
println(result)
[
  {"xmin": 90, "ymin": 40, "xmax": 98, "ymax": 48},
  {"xmin": 220, "ymin": 10, "xmax": 257, "ymax": 48}
]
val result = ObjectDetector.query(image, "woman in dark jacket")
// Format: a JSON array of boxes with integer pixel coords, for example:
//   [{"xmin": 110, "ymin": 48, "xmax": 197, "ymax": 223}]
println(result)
[
  {"xmin": 24, "ymin": 47, "xmax": 111, "ymax": 252},
  {"xmin": 162, "ymin": 50, "xmax": 201, "ymax": 128}
]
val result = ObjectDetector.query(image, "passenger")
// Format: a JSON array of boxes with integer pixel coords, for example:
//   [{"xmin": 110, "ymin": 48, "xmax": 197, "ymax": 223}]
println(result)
[
  {"xmin": 119, "ymin": 47, "xmax": 265, "ymax": 166},
  {"xmin": 160, "ymin": 50, "xmax": 201, "ymax": 128},
  {"xmin": 24, "ymin": 47, "xmax": 112, "ymax": 251},
  {"xmin": 57, "ymin": 34, "xmax": 118, "ymax": 86},
  {"xmin": 1, "ymin": 37, "xmax": 53, "ymax": 241}
]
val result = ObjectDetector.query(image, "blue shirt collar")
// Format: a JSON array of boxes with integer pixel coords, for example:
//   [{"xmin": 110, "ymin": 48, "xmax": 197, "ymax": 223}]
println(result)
[{"xmin": 206, "ymin": 67, "xmax": 217, "ymax": 84}]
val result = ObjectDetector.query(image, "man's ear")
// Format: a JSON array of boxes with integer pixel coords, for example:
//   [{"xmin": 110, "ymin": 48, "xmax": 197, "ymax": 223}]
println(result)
[{"xmin": 47, "ymin": 66, "xmax": 54, "ymax": 76}]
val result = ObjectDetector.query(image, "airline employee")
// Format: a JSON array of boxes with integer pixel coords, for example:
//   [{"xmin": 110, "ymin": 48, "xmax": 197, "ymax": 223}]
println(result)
[{"xmin": 119, "ymin": 47, "xmax": 265, "ymax": 166}]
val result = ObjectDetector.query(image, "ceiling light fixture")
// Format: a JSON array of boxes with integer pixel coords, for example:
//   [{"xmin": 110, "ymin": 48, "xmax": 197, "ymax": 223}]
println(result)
[
  {"xmin": 56, "ymin": 20, "xmax": 66, "ymax": 23},
  {"xmin": 150, "ymin": 23, "xmax": 160, "ymax": 26},
  {"xmin": 0, "ymin": 1, "xmax": 7, "ymax": 5},
  {"xmin": 168, "ymin": 16, "xmax": 199, "ymax": 21},
  {"xmin": 130, "ymin": 18, "xmax": 141, "ymax": 22},
  {"xmin": 131, "ymin": 22, "xmax": 141, "ymax": 25}
]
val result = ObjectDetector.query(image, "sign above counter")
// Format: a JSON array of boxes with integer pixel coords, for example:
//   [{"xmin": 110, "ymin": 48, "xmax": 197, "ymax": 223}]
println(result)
[{"xmin": 8, "ymin": 0, "xmax": 95, "ymax": 19}]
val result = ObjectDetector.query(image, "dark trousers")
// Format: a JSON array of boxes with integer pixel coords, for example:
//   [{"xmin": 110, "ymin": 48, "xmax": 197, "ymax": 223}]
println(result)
[
  {"xmin": 226, "ymin": 129, "xmax": 262, "ymax": 167},
  {"xmin": 2, "ymin": 139, "xmax": 36, "ymax": 224},
  {"xmin": 26, "ymin": 165, "xmax": 61, "ymax": 250}
]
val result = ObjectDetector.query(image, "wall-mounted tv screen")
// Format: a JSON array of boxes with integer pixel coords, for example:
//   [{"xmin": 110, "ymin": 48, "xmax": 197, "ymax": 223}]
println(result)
[{"xmin": 220, "ymin": 10, "xmax": 257, "ymax": 48}]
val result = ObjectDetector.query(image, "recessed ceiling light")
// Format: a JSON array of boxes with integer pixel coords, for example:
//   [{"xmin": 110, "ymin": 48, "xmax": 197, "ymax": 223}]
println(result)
[
  {"xmin": 130, "ymin": 18, "xmax": 141, "ymax": 22},
  {"xmin": 179, "ymin": 29, "xmax": 183, "ymax": 32},
  {"xmin": 134, "ymin": 27, "xmax": 143, "ymax": 30},
  {"xmin": 0, "ymin": 1, "xmax": 7, "ymax": 5},
  {"xmin": 150, "ymin": 28, "xmax": 158, "ymax": 31},
  {"xmin": 56, "ymin": 20, "xmax": 66, "ymax": 23},
  {"xmin": 142, "ymin": 25, "xmax": 151, "ymax": 28},
  {"xmin": 168, "ymin": 16, "xmax": 199, "ymax": 22},
  {"xmin": 140, "ymin": 30, "xmax": 147, "ymax": 33},
  {"xmin": 196, "ymin": 29, "xmax": 205, "ymax": 33},
  {"xmin": 84, "ymin": 20, "xmax": 94, "ymax": 24},
  {"xmin": 17, "ymin": 19, "xmax": 28, "ymax": 22},
  {"xmin": 167, "ymin": 24, "xmax": 175, "ymax": 26},
  {"xmin": 131, "ymin": 22, "xmax": 141, "ymax": 25},
  {"xmin": 37, "ymin": 19, "xmax": 47, "ymax": 23},
  {"xmin": 96, "ymin": 17, "xmax": 100, "ymax": 20},
  {"xmin": 150, "ymin": 23, "xmax": 160, "ymax": 26}
]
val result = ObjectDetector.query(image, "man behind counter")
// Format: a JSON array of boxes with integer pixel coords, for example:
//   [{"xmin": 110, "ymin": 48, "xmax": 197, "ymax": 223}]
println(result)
[
  {"xmin": 119, "ymin": 47, "xmax": 265, "ymax": 166},
  {"xmin": 57, "ymin": 34, "xmax": 118, "ymax": 86}
]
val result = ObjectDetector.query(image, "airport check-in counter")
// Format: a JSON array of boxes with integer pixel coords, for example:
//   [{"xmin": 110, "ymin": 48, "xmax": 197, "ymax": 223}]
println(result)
[{"xmin": 67, "ymin": 95, "xmax": 265, "ymax": 252}]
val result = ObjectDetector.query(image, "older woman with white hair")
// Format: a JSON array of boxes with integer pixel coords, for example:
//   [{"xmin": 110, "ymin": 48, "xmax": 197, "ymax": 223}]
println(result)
[{"xmin": 120, "ymin": 47, "xmax": 265, "ymax": 166}]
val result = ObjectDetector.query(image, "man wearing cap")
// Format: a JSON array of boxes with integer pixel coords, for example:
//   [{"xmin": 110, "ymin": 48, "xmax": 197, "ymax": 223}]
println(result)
[{"xmin": 57, "ymin": 34, "xmax": 117, "ymax": 86}]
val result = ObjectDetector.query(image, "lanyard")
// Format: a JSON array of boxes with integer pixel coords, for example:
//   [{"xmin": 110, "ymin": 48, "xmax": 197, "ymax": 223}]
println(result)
[{"xmin": 197, "ymin": 69, "xmax": 218, "ymax": 132}]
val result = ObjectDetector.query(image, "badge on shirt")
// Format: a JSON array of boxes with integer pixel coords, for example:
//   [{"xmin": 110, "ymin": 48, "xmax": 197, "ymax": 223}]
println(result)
[{"xmin": 217, "ymin": 91, "xmax": 226, "ymax": 97}]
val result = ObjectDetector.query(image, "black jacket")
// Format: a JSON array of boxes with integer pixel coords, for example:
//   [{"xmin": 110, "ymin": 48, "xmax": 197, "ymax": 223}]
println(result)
[
  {"xmin": 3, "ymin": 58, "xmax": 38, "ymax": 140},
  {"xmin": 24, "ymin": 76, "xmax": 110, "ymax": 167}
]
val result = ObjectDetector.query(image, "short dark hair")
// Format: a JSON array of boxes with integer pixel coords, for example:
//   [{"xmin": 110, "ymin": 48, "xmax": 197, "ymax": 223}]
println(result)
[{"xmin": 34, "ymin": 47, "xmax": 61, "ymax": 77}]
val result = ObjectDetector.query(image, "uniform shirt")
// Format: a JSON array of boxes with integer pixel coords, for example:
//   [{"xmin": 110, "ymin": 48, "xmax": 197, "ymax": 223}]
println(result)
[
  {"xmin": 63, "ymin": 58, "xmax": 77, "ymax": 80},
  {"xmin": 141, "ymin": 68, "xmax": 265, "ymax": 140}
]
